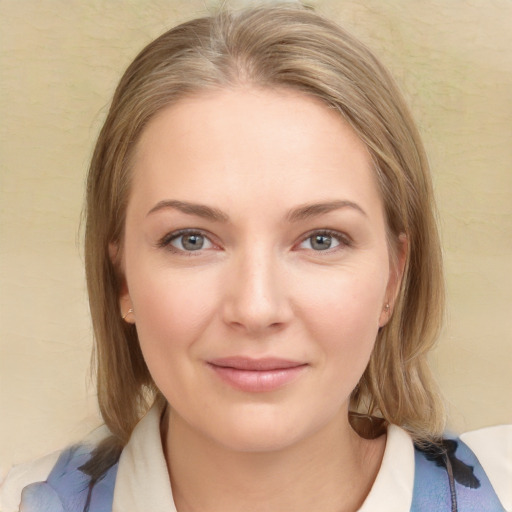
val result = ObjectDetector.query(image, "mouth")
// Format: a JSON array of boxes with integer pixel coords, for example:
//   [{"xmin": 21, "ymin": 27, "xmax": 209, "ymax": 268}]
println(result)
[{"xmin": 207, "ymin": 357, "xmax": 308, "ymax": 392}]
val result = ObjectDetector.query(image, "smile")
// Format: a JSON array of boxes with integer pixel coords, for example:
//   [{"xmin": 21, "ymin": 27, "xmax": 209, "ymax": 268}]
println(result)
[{"xmin": 207, "ymin": 357, "xmax": 308, "ymax": 393}]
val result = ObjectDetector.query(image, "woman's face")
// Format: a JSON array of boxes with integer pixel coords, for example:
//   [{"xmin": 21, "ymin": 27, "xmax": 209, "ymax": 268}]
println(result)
[{"xmin": 119, "ymin": 88, "xmax": 403, "ymax": 452}]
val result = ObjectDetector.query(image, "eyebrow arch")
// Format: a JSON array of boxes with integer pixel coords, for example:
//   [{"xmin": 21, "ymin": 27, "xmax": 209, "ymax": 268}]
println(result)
[
  {"xmin": 286, "ymin": 200, "xmax": 367, "ymax": 222},
  {"xmin": 147, "ymin": 200, "xmax": 230, "ymax": 222}
]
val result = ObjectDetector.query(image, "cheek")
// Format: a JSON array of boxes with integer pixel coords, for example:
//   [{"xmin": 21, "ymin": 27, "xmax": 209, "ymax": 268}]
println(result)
[
  {"xmin": 295, "ymin": 266, "xmax": 386, "ymax": 367},
  {"xmin": 127, "ymin": 264, "xmax": 221, "ymax": 360}
]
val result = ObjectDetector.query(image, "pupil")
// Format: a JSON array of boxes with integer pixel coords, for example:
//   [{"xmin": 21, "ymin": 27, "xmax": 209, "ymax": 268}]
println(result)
[
  {"xmin": 183, "ymin": 234, "xmax": 204, "ymax": 251},
  {"xmin": 312, "ymin": 234, "xmax": 331, "ymax": 250}
]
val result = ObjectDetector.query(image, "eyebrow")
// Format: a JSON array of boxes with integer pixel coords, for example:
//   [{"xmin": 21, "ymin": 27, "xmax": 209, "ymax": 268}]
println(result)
[
  {"xmin": 147, "ymin": 200, "xmax": 229, "ymax": 222},
  {"xmin": 146, "ymin": 199, "xmax": 366, "ymax": 222},
  {"xmin": 286, "ymin": 200, "xmax": 367, "ymax": 222}
]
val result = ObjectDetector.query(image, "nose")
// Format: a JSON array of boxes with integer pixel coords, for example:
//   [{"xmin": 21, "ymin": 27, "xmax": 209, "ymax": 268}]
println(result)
[{"xmin": 221, "ymin": 247, "xmax": 293, "ymax": 336}]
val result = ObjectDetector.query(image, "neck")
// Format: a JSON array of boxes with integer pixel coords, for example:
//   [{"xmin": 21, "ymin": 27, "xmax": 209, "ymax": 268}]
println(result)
[{"xmin": 162, "ymin": 408, "xmax": 385, "ymax": 512}]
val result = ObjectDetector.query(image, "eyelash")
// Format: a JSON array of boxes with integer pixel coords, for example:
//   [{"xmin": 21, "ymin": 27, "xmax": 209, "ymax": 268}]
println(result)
[
  {"xmin": 298, "ymin": 229, "xmax": 352, "ymax": 252},
  {"xmin": 157, "ymin": 229, "xmax": 215, "ymax": 255},
  {"xmin": 157, "ymin": 228, "xmax": 352, "ymax": 255}
]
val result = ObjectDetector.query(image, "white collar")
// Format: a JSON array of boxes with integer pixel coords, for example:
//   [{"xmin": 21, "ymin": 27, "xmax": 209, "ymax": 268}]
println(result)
[
  {"xmin": 358, "ymin": 424, "xmax": 414, "ymax": 511},
  {"xmin": 113, "ymin": 405, "xmax": 414, "ymax": 512},
  {"xmin": 113, "ymin": 405, "xmax": 176, "ymax": 512}
]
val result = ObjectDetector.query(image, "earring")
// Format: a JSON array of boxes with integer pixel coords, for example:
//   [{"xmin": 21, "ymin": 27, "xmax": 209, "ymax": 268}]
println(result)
[
  {"xmin": 384, "ymin": 303, "xmax": 390, "ymax": 312},
  {"xmin": 122, "ymin": 308, "xmax": 134, "ymax": 320}
]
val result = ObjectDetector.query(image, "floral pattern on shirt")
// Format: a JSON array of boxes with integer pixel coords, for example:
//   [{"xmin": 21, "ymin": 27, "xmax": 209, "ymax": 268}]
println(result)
[{"xmin": 19, "ymin": 445, "xmax": 117, "ymax": 512}]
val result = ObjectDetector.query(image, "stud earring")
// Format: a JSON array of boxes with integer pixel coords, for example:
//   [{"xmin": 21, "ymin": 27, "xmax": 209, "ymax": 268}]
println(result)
[
  {"xmin": 122, "ymin": 308, "xmax": 134, "ymax": 320},
  {"xmin": 384, "ymin": 303, "xmax": 390, "ymax": 312}
]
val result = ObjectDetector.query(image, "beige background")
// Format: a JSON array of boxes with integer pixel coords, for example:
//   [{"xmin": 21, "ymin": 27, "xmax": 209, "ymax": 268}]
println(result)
[{"xmin": 1, "ymin": 0, "xmax": 511, "ymax": 474}]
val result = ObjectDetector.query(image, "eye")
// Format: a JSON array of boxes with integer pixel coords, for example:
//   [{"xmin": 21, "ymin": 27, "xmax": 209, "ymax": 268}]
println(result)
[
  {"xmin": 297, "ymin": 230, "xmax": 348, "ymax": 251},
  {"xmin": 159, "ymin": 229, "xmax": 214, "ymax": 253}
]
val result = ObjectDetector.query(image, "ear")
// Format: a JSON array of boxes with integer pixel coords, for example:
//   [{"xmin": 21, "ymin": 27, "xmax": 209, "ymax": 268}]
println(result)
[
  {"xmin": 109, "ymin": 242, "xmax": 135, "ymax": 324},
  {"xmin": 379, "ymin": 233, "xmax": 408, "ymax": 327}
]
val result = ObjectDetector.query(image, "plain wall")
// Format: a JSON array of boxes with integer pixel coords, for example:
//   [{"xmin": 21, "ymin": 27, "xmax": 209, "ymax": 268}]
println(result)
[{"xmin": 1, "ymin": 0, "xmax": 511, "ymax": 474}]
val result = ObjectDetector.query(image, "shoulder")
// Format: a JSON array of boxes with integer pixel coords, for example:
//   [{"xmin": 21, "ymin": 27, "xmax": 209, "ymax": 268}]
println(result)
[
  {"xmin": 1, "ymin": 444, "xmax": 119, "ymax": 512},
  {"xmin": 360, "ymin": 424, "xmax": 512, "ymax": 512},
  {"xmin": 1, "ymin": 451, "xmax": 61, "ymax": 512},
  {"xmin": 413, "ymin": 425, "xmax": 512, "ymax": 512},
  {"xmin": 0, "ymin": 427, "xmax": 114, "ymax": 512},
  {"xmin": 460, "ymin": 425, "xmax": 512, "ymax": 511}
]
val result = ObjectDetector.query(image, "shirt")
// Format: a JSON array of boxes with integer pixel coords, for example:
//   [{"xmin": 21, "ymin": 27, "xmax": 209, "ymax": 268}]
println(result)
[{"xmin": 1, "ymin": 405, "xmax": 511, "ymax": 511}]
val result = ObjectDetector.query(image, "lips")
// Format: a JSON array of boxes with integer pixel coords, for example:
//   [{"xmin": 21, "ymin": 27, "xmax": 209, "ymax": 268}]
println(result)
[{"xmin": 207, "ymin": 357, "xmax": 308, "ymax": 392}]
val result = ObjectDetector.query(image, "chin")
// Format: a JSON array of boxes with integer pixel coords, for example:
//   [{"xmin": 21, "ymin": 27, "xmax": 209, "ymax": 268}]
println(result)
[
  {"xmin": 213, "ymin": 423, "xmax": 306, "ymax": 453},
  {"xmin": 200, "ymin": 403, "xmax": 342, "ymax": 454}
]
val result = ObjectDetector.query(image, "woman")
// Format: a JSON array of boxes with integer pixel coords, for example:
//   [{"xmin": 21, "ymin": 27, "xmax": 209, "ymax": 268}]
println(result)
[{"xmin": 1, "ymin": 3, "xmax": 510, "ymax": 512}]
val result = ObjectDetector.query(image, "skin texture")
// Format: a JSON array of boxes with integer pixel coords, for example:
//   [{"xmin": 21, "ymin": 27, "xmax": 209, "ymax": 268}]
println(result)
[{"xmin": 118, "ymin": 88, "xmax": 405, "ymax": 512}]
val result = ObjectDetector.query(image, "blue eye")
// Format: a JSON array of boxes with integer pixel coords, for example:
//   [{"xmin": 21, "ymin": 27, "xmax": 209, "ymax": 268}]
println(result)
[
  {"xmin": 162, "ymin": 230, "xmax": 214, "ymax": 252},
  {"xmin": 298, "ymin": 231, "xmax": 345, "ymax": 251}
]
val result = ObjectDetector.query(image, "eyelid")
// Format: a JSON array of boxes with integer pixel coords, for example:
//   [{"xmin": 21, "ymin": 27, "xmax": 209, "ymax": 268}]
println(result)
[
  {"xmin": 295, "ymin": 229, "xmax": 352, "ymax": 251},
  {"xmin": 157, "ymin": 228, "xmax": 219, "ymax": 253}
]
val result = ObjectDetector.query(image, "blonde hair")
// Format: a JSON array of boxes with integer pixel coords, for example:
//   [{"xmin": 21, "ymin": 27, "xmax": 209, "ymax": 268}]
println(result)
[{"xmin": 85, "ymin": 3, "xmax": 445, "ymax": 455}]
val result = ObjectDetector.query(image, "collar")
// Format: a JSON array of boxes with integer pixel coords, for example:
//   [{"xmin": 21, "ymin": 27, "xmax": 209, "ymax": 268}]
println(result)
[
  {"xmin": 113, "ymin": 404, "xmax": 414, "ymax": 512},
  {"xmin": 113, "ymin": 405, "xmax": 176, "ymax": 512},
  {"xmin": 359, "ymin": 424, "xmax": 414, "ymax": 511}
]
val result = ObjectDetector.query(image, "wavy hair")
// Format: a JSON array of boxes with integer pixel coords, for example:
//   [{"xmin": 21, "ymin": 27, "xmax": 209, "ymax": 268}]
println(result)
[{"xmin": 84, "ymin": 2, "xmax": 445, "ymax": 470}]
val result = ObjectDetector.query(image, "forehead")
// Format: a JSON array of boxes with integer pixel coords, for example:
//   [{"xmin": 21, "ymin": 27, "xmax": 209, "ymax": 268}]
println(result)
[{"xmin": 129, "ymin": 87, "xmax": 383, "ymax": 222}]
